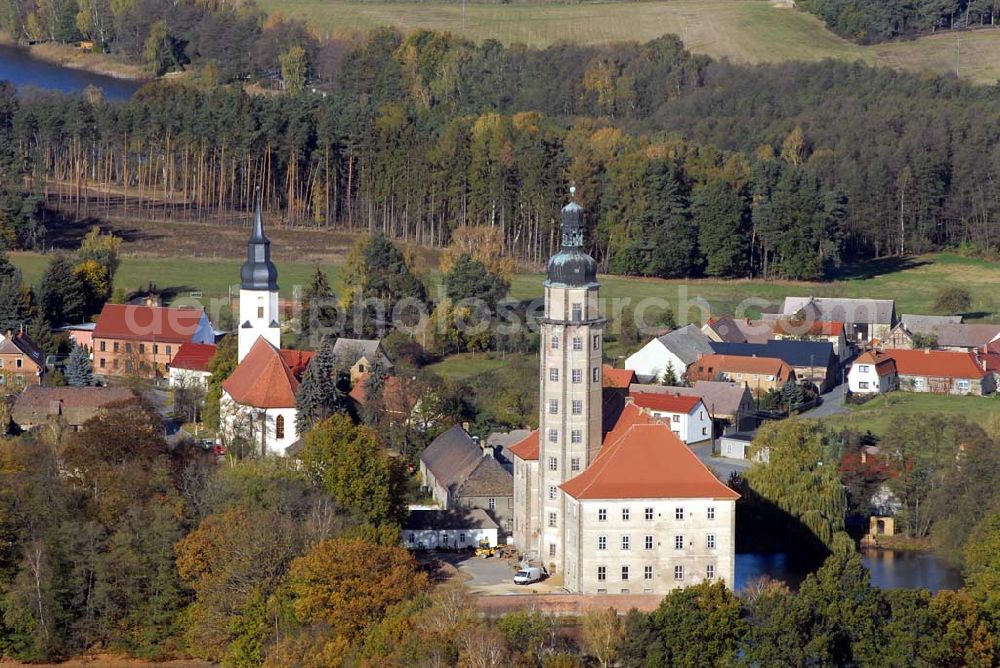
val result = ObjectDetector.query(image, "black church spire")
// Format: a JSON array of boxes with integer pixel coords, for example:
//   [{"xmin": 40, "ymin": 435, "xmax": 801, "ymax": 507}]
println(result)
[{"xmin": 240, "ymin": 199, "xmax": 279, "ymax": 291}]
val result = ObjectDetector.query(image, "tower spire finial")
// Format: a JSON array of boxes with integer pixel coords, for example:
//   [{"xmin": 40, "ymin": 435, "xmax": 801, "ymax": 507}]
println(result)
[{"xmin": 251, "ymin": 186, "xmax": 265, "ymax": 241}]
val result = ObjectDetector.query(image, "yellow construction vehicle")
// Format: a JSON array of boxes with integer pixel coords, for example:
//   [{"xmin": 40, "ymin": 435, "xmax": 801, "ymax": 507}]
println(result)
[{"xmin": 475, "ymin": 539, "xmax": 495, "ymax": 558}]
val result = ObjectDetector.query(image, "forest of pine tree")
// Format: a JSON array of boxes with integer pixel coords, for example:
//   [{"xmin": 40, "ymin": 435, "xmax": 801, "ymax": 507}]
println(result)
[{"xmin": 1, "ymin": 28, "xmax": 999, "ymax": 281}]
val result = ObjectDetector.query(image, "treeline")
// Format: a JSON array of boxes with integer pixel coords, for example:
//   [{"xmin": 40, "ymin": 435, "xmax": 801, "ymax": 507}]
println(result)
[
  {"xmin": 6, "ymin": 29, "xmax": 1000, "ymax": 278},
  {"xmin": 0, "ymin": 0, "xmax": 329, "ymax": 80},
  {"xmin": 800, "ymin": 0, "xmax": 999, "ymax": 43}
]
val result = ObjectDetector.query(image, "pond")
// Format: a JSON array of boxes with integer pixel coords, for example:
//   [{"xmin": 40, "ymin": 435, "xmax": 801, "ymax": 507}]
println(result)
[
  {"xmin": 0, "ymin": 43, "xmax": 142, "ymax": 100},
  {"xmin": 736, "ymin": 549, "xmax": 964, "ymax": 593}
]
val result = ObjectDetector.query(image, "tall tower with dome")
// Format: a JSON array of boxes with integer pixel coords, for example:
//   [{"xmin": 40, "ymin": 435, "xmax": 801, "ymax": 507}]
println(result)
[{"xmin": 534, "ymin": 189, "xmax": 605, "ymax": 576}]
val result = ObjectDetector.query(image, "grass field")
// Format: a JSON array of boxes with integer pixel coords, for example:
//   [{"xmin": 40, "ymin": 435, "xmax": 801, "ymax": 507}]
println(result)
[
  {"xmin": 424, "ymin": 351, "xmax": 533, "ymax": 379},
  {"xmin": 258, "ymin": 0, "xmax": 1000, "ymax": 85},
  {"xmin": 820, "ymin": 392, "xmax": 1000, "ymax": 436},
  {"xmin": 511, "ymin": 253, "xmax": 1000, "ymax": 324},
  {"xmin": 12, "ymin": 246, "xmax": 1000, "ymax": 325}
]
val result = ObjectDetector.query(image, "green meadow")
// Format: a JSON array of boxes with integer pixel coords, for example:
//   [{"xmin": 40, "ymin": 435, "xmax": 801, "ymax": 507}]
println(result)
[
  {"xmin": 258, "ymin": 0, "xmax": 1000, "ymax": 85},
  {"xmin": 12, "ymin": 251, "xmax": 1000, "ymax": 324},
  {"xmin": 820, "ymin": 392, "xmax": 1000, "ymax": 436}
]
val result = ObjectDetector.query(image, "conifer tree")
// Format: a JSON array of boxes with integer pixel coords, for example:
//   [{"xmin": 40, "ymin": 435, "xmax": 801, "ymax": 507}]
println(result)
[
  {"xmin": 295, "ymin": 339, "xmax": 343, "ymax": 433},
  {"xmin": 301, "ymin": 267, "xmax": 337, "ymax": 346},
  {"xmin": 64, "ymin": 343, "xmax": 94, "ymax": 387},
  {"xmin": 27, "ymin": 315, "xmax": 57, "ymax": 357},
  {"xmin": 39, "ymin": 255, "xmax": 87, "ymax": 325},
  {"xmin": 0, "ymin": 273, "xmax": 25, "ymax": 332}
]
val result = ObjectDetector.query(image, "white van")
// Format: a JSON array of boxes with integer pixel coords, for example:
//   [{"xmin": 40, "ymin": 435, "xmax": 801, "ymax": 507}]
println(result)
[{"xmin": 513, "ymin": 567, "xmax": 543, "ymax": 585}]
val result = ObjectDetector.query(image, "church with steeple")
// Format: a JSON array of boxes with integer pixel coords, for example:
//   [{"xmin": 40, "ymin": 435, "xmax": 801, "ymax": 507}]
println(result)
[
  {"xmin": 508, "ymin": 191, "xmax": 739, "ymax": 595},
  {"xmin": 219, "ymin": 204, "xmax": 313, "ymax": 456}
]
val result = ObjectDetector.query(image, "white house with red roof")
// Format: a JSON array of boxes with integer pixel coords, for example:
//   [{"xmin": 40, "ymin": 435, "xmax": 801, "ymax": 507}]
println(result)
[
  {"xmin": 847, "ymin": 350, "xmax": 897, "ymax": 394},
  {"xmin": 219, "ymin": 205, "xmax": 309, "ymax": 456},
  {"xmin": 628, "ymin": 390, "xmax": 712, "ymax": 445},
  {"xmin": 509, "ymin": 194, "xmax": 738, "ymax": 594},
  {"xmin": 168, "ymin": 342, "xmax": 217, "ymax": 389}
]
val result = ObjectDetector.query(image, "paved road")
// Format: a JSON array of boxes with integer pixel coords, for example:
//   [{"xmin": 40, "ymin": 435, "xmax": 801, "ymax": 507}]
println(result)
[
  {"xmin": 689, "ymin": 443, "xmax": 751, "ymax": 481},
  {"xmin": 799, "ymin": 381, "xmax": 848, "ymax": 419},
  {"xmin": 143, "ymin": 388, "xmax": 186, "ymax": 445}
]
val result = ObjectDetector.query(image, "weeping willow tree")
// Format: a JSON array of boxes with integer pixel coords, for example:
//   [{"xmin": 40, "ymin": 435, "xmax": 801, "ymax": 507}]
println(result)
[{"xmin": 742, "ymin": 419, "xmax": 854, "ymax": 558}]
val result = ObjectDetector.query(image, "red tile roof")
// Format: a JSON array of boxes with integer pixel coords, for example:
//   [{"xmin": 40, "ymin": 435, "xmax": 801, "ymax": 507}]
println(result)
[
  {"xmin": 508, "ymin": 429, "xmax": 539, "ymax": 461},
  {"xmin": 773, "ymin": 318, "xmax": 845, "ymax": 337},
  {"xmin": 853, "ymin": 350, "xmax": 896, "ymax": 377},
  {"xmin": 560, "ymin": 422, "xmax": 739, "ymax": 500},
  {"xmin": 602, "ymin": 366, "xmax": 636, "ymax": 389},
  {"xmin": 689, "ymin": 354, "xmax": 795, "ymax": 381},
  {"xmin": 222, "ymin": 338, "xmax": 299, "ymax": 408},
  {"xmin": 93, "ymin": 304, "xmax": 206, "ymax": 343},
  {"xmin": 170, "ymin": 342, "xmax": 217, "ymax": 372},
  {"xmin": 629, "ymin": 391, "xmax": 702, "ymax": 414},
  {"xmin": 279, "ymin": 348, "xmax": 314, "ymax": 380},
  {"xmin": 886, "ymin": 349, "xmax": 986, "ymax": 379}
]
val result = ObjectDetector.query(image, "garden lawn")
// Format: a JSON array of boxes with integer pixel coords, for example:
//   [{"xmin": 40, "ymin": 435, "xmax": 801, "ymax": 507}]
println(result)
[
  {"xmin": 424, "ymin": 352, "xmax": 534, "ymax": 380},
  {"xmin": 820, "ymin": 392, "xmax": 1000, "ymax": 436}
]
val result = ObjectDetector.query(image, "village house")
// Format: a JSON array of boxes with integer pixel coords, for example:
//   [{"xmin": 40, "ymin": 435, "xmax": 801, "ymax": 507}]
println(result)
[
  {"xmin": 769, "ymin": 318, "xmax": 849, "ymax": 361},
  {"xmin": 781, "ymin": 296, "xmax": 897, "ymax": 346},
  {"xmin": 60, "ymin": 322, "xmax": 96, "ymax": 352},
  {"xmin": 332, "ymin": 338, "xmax": 392, "ymax": 382},
  {"xmin": 629, "ymin": 381, "xmax": 756, "ymax": 434},
  {"xmin": 511, "ymin": 195, "xmax": 738, "ymax": 594},
  {"xmin": 419, "ymin": 424, "xmax": 514, "ymax": 533},
  {"xmin": 885, "ymin": 315, "xmax": 1000, "ymax": 352},
  {"xmin": 12, "ymin": 386, "xmax": 134, "ymax": 432},
  {"xmin": 625, "ymin": 324, "xmax": 715, "ymax": 383},
  {"xmin": 886, "ymin": 349, "xmax": 995, "ymax": 395},
  {"xmin": 708, "ymin": 339, "xmax": 839, "ymax": 391},
  {"xmin": 687, "ymin": 354, "xmax": 796, "ymax": 395},
  {"xmin": 702, "ymin": 317, "xmax": 758, "ymax": 344},
  {"xmin": 627, "ymin": 391, "xmax": 712, "ymax": 445},
  {"xmin": 847, "ymin": 350, "xmax": 898, "ymax": 394},
  {"xmin": 92, "ymin": 303, "xmax": 214, "ymax": 379},
  {"xmin": 168, "ymin": 342, "xmax": 217, "ymax": 389},
  {"xmin": 0, "ymin": 330, "xmax": 46, "ymax": 390}
]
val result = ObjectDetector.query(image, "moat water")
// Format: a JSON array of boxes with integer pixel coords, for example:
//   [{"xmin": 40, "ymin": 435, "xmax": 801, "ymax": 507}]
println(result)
[
  {"xmin": 0, "ymin": 43, "xmax": 142, "ymax": 100},
  {"xmin": 735, "ymin": 549, "xmax": 964, "ymax": 592}
]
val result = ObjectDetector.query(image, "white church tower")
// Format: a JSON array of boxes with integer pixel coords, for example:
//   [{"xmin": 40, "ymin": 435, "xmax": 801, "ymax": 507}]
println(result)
[
  {"xmin": 537, "ymin": 188, "xmax": 604, "ymax": 578},
  {"xmin": 238, "ymin": 203, "xmax": 281, "ymax": 362}
]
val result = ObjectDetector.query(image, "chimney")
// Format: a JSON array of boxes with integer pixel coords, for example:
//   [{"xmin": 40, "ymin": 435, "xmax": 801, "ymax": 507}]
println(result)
[{"xmin": 461, "ymin": 421, "xmax": 470, "ymax": 433}]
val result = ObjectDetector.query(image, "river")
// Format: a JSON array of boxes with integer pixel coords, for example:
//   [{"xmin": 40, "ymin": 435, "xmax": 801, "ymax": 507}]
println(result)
[
  {"xmin": 735, "ymin": 549, "xmax": 964, "ymax": 593},
  {"xmin": 0, "ymin": 43, "xmax": 142, "ymax": 100}
]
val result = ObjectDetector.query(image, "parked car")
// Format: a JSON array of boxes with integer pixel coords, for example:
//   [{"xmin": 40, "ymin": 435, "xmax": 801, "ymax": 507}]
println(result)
[{"xmin": 513, "ymin": 567, "xmax": 543, "ymax": 585}]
